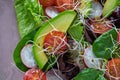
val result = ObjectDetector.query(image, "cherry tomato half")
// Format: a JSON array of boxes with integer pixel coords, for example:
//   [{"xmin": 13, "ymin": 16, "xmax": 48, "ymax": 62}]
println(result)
[
  {"xmin": 106, "ymin": 58, "xmax": 120, "ymax": 80},
  {"xmin": 38, "ymin": 0, "xmax": 55, "ymax": 7},
  {"xmin": 23, "ymin": 68, "xmax": 46, "ymax": 80},
  {"xmin": 56, "ymin": 0, "xmax": 74, "ymax": 12},
  {"xmin": 44, "ymin": 30, "xmax": 67, "ymax": 54}
]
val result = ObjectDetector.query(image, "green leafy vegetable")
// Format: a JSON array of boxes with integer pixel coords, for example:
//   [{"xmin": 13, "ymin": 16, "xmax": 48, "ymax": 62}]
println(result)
[
  {"xmin": 74, "ymin": 68, "xmax": 106, "ymax": 80},
  {"xmin": 93, "ymin": 28, "xmax": 118, "ymax": 59},
  {"xmin": 14, "ymin": 0, "xmax": 43, "ymax": 38},
  {"xmin": 68, "ymin": 20, "xmax": 84, "ymax": 42},
  {"xmin": 78, "ymin": 0, "xmax": 92, "ymax": 18}
]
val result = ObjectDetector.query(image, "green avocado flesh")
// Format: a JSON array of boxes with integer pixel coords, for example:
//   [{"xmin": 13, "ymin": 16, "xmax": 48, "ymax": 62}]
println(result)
[
  {"xmin": 102, "ymin": 0, "xmax": 120, "ymax": 17},
  {"xmin": 33, "ymin": 10, "xmax": 76, "ymax": 69}
]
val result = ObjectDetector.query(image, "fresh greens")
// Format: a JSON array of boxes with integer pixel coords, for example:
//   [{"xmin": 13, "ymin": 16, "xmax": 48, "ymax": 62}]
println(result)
[
  {"xmin": 14, "ymin": 0, "xmax": 43, "ymax": 38},
  {"xmin": 68, "ymin": 20, "xmax": 84, "ymax": 42},
  {"xmin": 78, "ymin": 0, "xmax": 92, "ymax": 18},
  {"xmin": 73, "ymin": 68, "xmax": 106, "ymax": 80},
  {"xmin": 93, "ymin": 28, "xmax": 118, "ymax": 59}
]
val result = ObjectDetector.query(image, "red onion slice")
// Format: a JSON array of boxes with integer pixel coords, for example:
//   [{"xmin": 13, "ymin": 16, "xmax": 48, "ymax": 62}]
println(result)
[{"xmin": 83, "ymin": 46, "xmax": 101, "ymax": 69}]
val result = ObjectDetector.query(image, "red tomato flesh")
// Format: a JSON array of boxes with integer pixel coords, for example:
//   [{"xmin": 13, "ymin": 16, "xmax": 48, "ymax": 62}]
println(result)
[
  {"xmin": 24, "ymin": 68, "xmax": 46, "ymax": 80},
  {"xmin": 44, "ymin": 30, "xmax": 67, "ymax": 54},
  {"xmin": 56, "ymin": 0, "xmax": 74, "ymax": 12},
  {"xmin": 106, "ymin": 58, "xmax": 120, "ymax": 80},
  {"xmin": 38, "ymin": 0, "xmax": 55, "ymax": 7}
]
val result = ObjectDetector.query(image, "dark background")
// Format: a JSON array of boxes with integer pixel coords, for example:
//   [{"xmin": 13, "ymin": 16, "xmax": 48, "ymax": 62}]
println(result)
[{"xmin": 0, "ymin": 0, "xmax": 23, "ymax": 80}]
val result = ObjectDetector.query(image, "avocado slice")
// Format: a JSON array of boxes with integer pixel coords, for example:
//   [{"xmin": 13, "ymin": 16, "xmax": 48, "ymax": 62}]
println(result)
[
  {"xmin": 102, "ymin": 0, "xmax": 120, "ymax": 17},
  {"xmin": 33, "ymin": 10, "xmax": 76, "ymax": 69}
]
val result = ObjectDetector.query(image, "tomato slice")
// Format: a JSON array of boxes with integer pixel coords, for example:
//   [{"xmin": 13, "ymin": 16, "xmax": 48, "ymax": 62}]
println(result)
[
  {"xmin": 106, "ymin": 58, "xmax": 120, "ymax": 80},
  {"xmin": 56, "ymin": 0, "xmax": 74, "ymax": 12},
  {"xmin": 43, "ymin": 30, "xmax": 67, "ymax": 54},
  {"xmin": 38, "ymin": 0, "xmax": 55, "ymax": 7},
  {"xmin": 90, "ymin": 20, "xmax": 112, "ymax": 34},
  {"xmin": 24, "ymin": 68, "xmax": 46, "ymax": 80}
]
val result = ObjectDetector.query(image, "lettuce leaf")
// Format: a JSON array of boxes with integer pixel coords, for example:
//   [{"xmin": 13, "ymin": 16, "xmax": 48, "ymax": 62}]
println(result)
[{"xmin": 14, "ymin": 0, "xmax": 43, "ymax": 38}]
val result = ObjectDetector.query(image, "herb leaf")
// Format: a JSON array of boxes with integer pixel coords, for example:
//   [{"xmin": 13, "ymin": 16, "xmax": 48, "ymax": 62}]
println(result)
[
  {"xmin": 92, "ymin": 28, "xmax": 117, "ymax": 59},
  {"xmin": 68, "ymin": 21, "xmax": 84, "ymax": 42},
  {"xmin": 73, "ymin": 68, "xmax": 105, "ymax": 80}
]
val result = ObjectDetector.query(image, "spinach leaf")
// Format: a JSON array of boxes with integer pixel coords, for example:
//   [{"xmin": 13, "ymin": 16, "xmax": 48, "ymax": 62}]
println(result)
[
  {"xmin": 92, "ymin": 28, "xmax": 117, "ymax": 59},
  {"xmin": 73, "ymin": 68, "xmax": 106, "ymax": 80},
  {"xmin": 68, "ymin": 21, "xmax": 84, "ymax": 42},
  {"xmin": 14, "ymin": 0, "xmax": 43, "ymax": 38}
]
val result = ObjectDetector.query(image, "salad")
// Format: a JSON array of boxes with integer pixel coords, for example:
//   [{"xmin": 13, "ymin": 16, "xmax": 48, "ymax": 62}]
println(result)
[{"xmin": 13, "ymin": 0, "xmax": 120, "ymax": 80}]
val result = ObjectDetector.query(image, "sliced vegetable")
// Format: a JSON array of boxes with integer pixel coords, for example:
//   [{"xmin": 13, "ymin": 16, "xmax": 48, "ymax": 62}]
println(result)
[
  {"xmin": 33, "ymin": 10, "xmax": 76, "ymax": 69},
  {"xmin": 44, "ymin": 30, "xmax": 67, "ymax": 54},
  {"xmin": 93, "ymin": 28, "xmax": 118, "ymax": 59},
  {"xmin": 39, "ymin": 0, "xmax": 55, "ymax": 7},
  {"xmin": 84, "ymin": 46, "xmax": 101, "ymax": 69},
  {"xmin": 14, "ymin": 0, "xmax": 43, "ymax": 38},
  {"xmin": 23, "ymin": 68, "xmax": 46, "ymax": 80},
  {"xmin": 73, "ymin": 68, "xmax": 106, "ymax": 80},
  {"xmin": 102, "ymin": 0, "xmax": 120, "ymax": 17},
  {"xmin": 45, "ymin": 6, "xmax": 59, "ymax": 18},
  {"xmin": 13, "ymin": 28, "xmax": 38, "ymax": 72},
  {"xmin": 106, "ymin": 58, "xmax": 120, "ymax": 80},
  {"xmin": 56, "ymin": 0, "xmax": 74, "ymax": 12},
  {"xmin": 90, "ymin": 1, "xmax": 102, "ymax": 18},
  {"xmin": 21, "ymin": 44, "xmax": 37, "ymax": 68}
]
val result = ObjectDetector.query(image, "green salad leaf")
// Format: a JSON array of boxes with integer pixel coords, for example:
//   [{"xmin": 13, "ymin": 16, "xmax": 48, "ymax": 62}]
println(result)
[
  {"xmin": 68, "ymin": 20, "xmax": 84, "ymax": 42},
  {"xmin": 14, "ymin": 0, "xmax": 43, "ymax": 38},
  {"xmin": 93, "ymin": 28, "xmax": 118, "ymax": 59},
  {"xmin": 73, "ymin": 68, "xmax": 106, "ymax": 80},
  {"xmin": 78, "ymin": 0, "xmax": 92, "ymax": 18}
]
